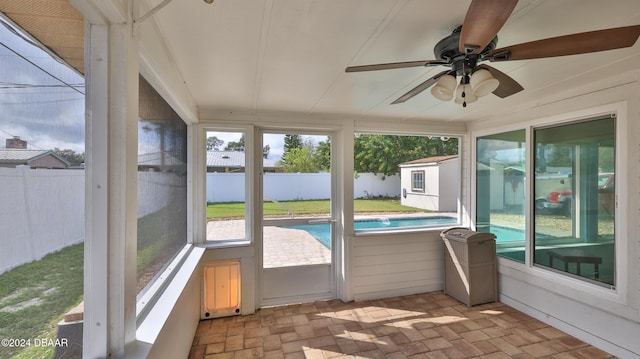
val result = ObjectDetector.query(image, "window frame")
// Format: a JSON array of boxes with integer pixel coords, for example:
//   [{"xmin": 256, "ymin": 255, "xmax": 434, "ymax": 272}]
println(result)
[
  {"xmin": 531, "ymin": 116, "xmax": 616, "ymax": 287},
  {"xmin": 411, "ymin": 170, "xmax": 425, "ymax": 192},
  {"xmin": 135, "ymin": 74, "xmax": 191, "ymax": 320},
  {"xmin": 475, "ymin": 129, "xmax": 527, "ymax": 263},
  {"xmin": 472, "ymin": 111, "xmax": 620, "ymax": 291},
  {"xmin": 201, "ymin": 126, "xmax": 255, "ymax": 247},
  {"xmin": 352, "ymin": 132, "xmax": 462, "ymax": 234}
]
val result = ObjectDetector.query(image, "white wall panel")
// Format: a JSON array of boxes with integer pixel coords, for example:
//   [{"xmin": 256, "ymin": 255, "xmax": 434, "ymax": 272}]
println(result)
[{"xmin": 351, "ymin": 230, "xmax": 445, "ymax": 301}]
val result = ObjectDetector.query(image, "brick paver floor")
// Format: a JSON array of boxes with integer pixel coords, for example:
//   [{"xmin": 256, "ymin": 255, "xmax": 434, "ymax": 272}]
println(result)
[{"xmin": 189, "ymin": 291, "xmax": 614, "ymax": 358}]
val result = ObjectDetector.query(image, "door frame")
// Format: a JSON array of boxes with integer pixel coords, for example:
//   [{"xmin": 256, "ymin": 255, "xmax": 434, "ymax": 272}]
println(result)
[{"xmin": 256, "ymin": 128, "xmax": 339, "ymax": 307}]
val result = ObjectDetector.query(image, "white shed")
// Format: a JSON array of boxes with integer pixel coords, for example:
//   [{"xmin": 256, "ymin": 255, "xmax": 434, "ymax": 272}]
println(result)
[{"xmin": 399, "ymin": 155, "xmax": 458, "ymax": 212}]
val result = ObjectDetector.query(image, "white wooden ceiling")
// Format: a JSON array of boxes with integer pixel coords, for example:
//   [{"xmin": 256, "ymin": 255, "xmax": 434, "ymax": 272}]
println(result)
[
  {"xmin": 148, "ymin": 0, "xmax": 640, "ymax": 123},
  {"xmin": 5, "ymin": 0, "xmax": 640, "ymax": 124}
]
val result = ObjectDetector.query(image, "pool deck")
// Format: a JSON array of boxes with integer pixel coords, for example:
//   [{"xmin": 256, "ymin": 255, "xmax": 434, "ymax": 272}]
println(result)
[{"xmin": 206, "ymin": 213, "xmax": 457, "ymax": 268}]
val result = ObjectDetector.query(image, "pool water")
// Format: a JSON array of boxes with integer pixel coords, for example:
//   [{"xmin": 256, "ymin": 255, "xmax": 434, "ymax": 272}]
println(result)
[
  {"xmin": 281, "ymin": 216, "xmax": 457, "ymax": 249},
  {"xmin": 480, "ymin": 226, "xmax": 526, "ymax": 243}
]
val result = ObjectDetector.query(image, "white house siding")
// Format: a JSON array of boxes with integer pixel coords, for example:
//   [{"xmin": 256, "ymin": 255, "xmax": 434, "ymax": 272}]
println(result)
[
  {"xmin": 469, "ymin": 76, "xmax": 640, "ymax": 358},
  {"xmin": 438, "ymin": 159, "xmax": 458, "ymax": 212},
  {"xmin": 28, "ymin": 155, "xmax": 68, "ymax": 169},
  {"xmin": 351, "ymin": 231, "xmax": 444, "ymax": 301}
]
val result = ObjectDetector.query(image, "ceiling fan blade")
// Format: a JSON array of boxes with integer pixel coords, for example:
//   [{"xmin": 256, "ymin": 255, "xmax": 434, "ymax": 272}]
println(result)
[
  {"xmin": 391, "ymin": 70, "xmax": 450, "ymax": 104},
  {"xmin": 459, "ymin": 0, "xmax": 519, "ymax": 54},
  {"xmin": 345, "ymin": 60, "xmax": 447, "ymax": 72},
  {"xmin": 477, "ymin": 64, "xmax": 523, "ymax": 98},
  {"xmin": 489, "ymin": 25, "xmax": 640, "ymax": 61}
]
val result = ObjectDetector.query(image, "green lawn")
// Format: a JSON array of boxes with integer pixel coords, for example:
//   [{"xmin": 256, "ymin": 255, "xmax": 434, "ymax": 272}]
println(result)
[
  {"xmin": 0, "ymin": 243, "xmax": 83, "ymax": 359},
  {"xmin": 207, "ymin": 198, "xmax": 424, "ymax": 219}
]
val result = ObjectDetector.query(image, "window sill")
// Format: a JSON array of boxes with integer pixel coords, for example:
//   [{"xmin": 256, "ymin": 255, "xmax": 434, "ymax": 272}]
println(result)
[
  {"xmin": 203, "ymin": 239, "xmax": 252, "ymax": 249},
  {"xmin": 133, "ymin": 246, "xmax": 205, "ymax": 356}
]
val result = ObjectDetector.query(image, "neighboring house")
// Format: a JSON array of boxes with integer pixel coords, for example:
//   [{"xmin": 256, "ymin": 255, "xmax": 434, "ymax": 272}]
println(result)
[
  {"xmin": 206, "ymin": 151, "xmax": 281, "ymax": 173},
  {"xmin": 399, "ymin": 155, "xmax": 458, "ymax": 212},
  {"xmin": 0, "ymin": 148, "xmax": 69, "ymax": 169}
]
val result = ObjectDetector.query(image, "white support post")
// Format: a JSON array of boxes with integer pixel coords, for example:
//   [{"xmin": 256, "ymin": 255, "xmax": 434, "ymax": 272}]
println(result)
[
  {"xmin": 107, "ymin": 17, "xmax": 139, "ymax": 355},
  {"xmin": 83, "ymin": 20, "xmax": 109, "ymax": 358},
  {"xmin": 337, "ymin": 120, "xmax": 355, "ymax": 302},
  {"xmin": 83, "ymin": 1, "xmax": 139, "ymax": 357}
]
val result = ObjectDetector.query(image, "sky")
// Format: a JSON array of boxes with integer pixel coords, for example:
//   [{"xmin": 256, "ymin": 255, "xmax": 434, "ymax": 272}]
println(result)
[
  {"xmin": 0, "ymin": 15, "xmax": 322, "ymax": 160},
  {"xmin": 0, "ymin": 16, "xmax": 85, "ymax": 153}
]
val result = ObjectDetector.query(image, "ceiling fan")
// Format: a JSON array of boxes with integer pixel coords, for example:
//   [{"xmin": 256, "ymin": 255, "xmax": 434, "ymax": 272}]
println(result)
[{"xmin": 345, "ymin": 0, "xmax": 640, "ymax": 107}]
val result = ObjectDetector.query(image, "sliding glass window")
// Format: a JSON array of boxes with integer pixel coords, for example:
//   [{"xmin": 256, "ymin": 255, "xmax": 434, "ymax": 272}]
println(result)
[
  {"xmin": 533, "ymin": 117, "xmax": 615, "ymax": 286},
  {"xmin": 476, "ymin": 130, "xmax": 526, "ymax": 262}
]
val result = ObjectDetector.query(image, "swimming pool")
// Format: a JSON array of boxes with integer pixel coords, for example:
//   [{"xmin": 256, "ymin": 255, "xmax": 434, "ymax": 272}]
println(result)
[
  {"xmin": 281, "ymin": 216, "xmax": 458, "ymax": 248},
  {"xmin": 282, "ymin": 219, "xmax": 534, "ymax": 249}
]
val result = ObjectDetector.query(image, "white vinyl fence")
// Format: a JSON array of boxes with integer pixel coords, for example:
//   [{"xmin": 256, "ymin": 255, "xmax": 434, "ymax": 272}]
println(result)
[
  {"xmin": 0, "ymin": 166, "xmax": 84, "ymax": 274},
  {"xmin": 206, "ymin": 172, "xmax": 400, "ymax": 202},
  {"xmin": 0, "ymin": 169, "xmax": 399, "ymax": 274}
]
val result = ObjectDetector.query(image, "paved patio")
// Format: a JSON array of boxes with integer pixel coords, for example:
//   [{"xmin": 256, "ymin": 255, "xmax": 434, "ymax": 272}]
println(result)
[
  {"xmin": 207, "ymin": 219, "xmax": 331, "ymax": 268},
  {"xmin": 189, "ymin": 291, "xmax": 613, "ymax": 358}
]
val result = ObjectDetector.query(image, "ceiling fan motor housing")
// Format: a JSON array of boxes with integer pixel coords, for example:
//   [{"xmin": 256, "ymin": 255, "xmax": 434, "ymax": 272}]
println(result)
[{"xmin": 434, "ymin": 26, "xmax": 498, "ymax": 76}]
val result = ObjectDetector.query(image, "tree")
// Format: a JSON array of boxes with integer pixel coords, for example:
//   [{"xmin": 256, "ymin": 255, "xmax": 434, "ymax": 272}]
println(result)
[
  {"xmin": 224, "ymin": 135, "xmax": 245, "ymax": 152},
  {"xmin": 222, "ymin": 134, "xmax": 271, "ymax": 156},
  {"xmin": 283, "ymin": 134, "xmax": 303, "ymax": 155},
  {"xmin": 53, "ymin": 148, "xmax": 85, "ymax": 166},
  {"xmin": 353, "ymin": 135, "xmax": 458, "ymax": 177},
  {"xmin": 206, "ymin": 136, "xmax": 224, "ymax": 151},
  {"xmin": 278, "ymin": 138, "xmax": 329, "ymax": 173},
  {"xmin": 315, "ymin": 137, "xmax": 331, "ymax": 171},
  {"xmin": 279, "ymin": 147, "xmax": 316, "ymax": 173}
]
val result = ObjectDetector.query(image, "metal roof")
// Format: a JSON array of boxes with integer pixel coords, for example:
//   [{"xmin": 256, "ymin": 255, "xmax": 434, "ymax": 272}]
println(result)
[
  {"xmin": 0, "ymin": 148, "xmax": 50, "ymax": 162},
  {"xmin": 206, "ymin": 151, "xmax": 279, "ymax": 169}
]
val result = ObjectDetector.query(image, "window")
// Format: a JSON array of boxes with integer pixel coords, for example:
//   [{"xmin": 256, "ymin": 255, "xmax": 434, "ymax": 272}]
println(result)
[
  {"xmin": 354, "ymin": 134, "xmax": 459, "ymax": 231},
  {"xmin": 411, "ymin": 171, "xmax": 425, "ymax": 192},
  {"xmin": 476, "ymin": 130, "xmax": 526, "ymax": 262},
  {"xmin": 205, "ymin": 130, "xmax": 248, "ymax": 242},
  {"xmin": 533, "ymin": 117, "xmax": 615, "ymax": 286},
  {"xmin": 475, "ymin": 116, "xmax": 616, "ymax": 286},
  {"xmin": 137, "ymin": 75, "xmax": 188, "ymax": 296}
]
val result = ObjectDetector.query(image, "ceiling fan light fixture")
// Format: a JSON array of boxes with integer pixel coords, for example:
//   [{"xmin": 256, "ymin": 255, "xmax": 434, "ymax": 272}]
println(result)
[
  {"xmin": 470, "ymin": 69, "xmax": 499, "ymax": 97},
  {"xmin": 455, "ymin": 83, "xmax": 477, "ymax": 105},
  {"xmin": 430, "ymin": 74, "xmax": 457, "ymax": 101}
]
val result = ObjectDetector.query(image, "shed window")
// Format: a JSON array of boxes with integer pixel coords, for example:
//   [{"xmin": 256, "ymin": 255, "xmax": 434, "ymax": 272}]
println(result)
[{"xmin": 411, "ymin": 170, "xmax": 425, "ymax": 192}]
